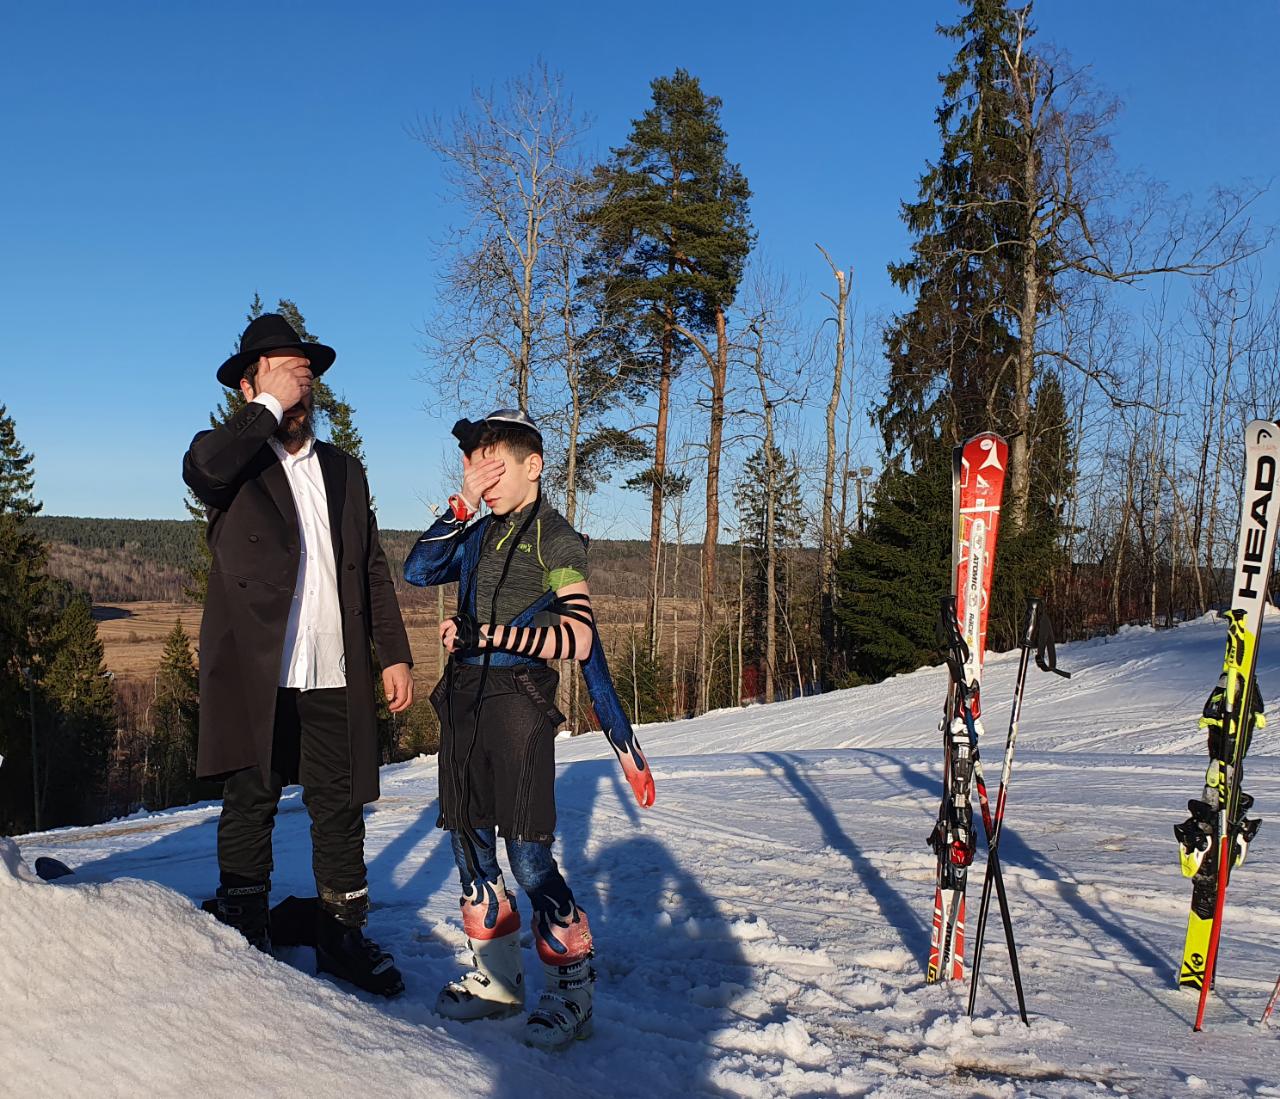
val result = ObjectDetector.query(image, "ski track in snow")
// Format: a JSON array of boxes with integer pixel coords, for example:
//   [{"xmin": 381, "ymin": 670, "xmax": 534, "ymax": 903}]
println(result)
[{"xmin": 7, "ymin": 613, "xmax": 1280, "ymax": 1097}]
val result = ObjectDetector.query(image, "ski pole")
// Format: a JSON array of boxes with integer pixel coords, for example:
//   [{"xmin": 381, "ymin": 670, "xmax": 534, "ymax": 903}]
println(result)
[
  {"xmin": 1262, "ymin": 971, "xmax": 1280, "ymax": 1025},
  {"xmin": 955, "ymin": 685, "xmax": 1027, "ymax": 1024},
  {"xmin": 937, "ymin": 596, "xmax": 1026, "ymax": 1020},
  {"xmin": 968, "ymin": 596, "xmax": 1040, "ymax": 1021}
]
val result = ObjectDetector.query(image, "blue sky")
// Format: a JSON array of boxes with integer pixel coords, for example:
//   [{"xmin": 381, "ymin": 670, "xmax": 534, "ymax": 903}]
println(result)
[{"xmin": 2, "ymin": 1, "xmax": 1276, "ymax": 535}]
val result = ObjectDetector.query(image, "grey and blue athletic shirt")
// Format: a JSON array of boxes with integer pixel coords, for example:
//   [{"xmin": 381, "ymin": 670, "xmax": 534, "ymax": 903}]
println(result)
[
  {"xmin": 404, "ymin": 500, "xmax": 587, "ymax": 626},
  {"xmin": 473, "ymin": 503, "xmax": 588, "ymax": 625}
]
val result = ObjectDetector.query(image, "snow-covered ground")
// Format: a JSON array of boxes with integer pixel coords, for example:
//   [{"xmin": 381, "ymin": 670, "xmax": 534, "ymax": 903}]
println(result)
[{"xmin": 6, "ymin": 613, "xmax": 1280, "ymax": 1097}]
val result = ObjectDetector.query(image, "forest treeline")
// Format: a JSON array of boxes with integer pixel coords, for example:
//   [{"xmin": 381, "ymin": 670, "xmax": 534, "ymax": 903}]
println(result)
[{"xmin": 33, "ymin": 515, "xmax": 754, "ymax": 603}]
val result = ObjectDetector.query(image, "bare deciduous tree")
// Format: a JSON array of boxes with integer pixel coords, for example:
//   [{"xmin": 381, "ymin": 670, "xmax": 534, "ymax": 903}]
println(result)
[
  {"xmin": 997, "ymin": 17, "xmax": 1264, "ymax": 530},
  {"xmin": 417, "ymin": 62, "xmax": 589, "ymax": 410},
  {"xmin": 816, "ymin": 245, "xmax": 852, "ymax": 681}
]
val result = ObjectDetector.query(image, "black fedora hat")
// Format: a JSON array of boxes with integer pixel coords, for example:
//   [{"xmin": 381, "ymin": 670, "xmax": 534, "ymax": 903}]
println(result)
[{"xmin": 216, "ymin": 313, "xmax": 337, "ymax": 389}]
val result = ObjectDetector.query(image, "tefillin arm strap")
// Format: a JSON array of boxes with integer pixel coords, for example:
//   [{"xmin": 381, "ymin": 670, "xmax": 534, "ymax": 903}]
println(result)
[{"xmin": 482, "ymin": 592, "xmax": 596, "ymax": 661}]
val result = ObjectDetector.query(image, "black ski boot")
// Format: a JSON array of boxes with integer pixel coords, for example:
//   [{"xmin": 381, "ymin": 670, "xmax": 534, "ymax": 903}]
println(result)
[
  {"xmin": 315, "ymin": 884, "xmax": 404, "ymax": 998},
  {"xmin": 1176, "ymin": 799, "xmax": 1216, "ymax": 877},
  {"xmin": 213, "ymin": 877, "xmax": 272, "ymax": 952}
]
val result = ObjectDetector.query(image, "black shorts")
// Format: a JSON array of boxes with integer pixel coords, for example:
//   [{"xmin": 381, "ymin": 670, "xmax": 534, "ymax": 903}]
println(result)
[{"xmin": 430, "ymin": 662, "xmax": 565, "ymax": 843}]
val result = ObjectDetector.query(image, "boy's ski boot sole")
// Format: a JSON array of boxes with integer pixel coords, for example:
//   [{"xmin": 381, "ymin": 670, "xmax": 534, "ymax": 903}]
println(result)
[{"xmin": 523, "ymin": 1008, "xmax": 593, "ymax": 1051}]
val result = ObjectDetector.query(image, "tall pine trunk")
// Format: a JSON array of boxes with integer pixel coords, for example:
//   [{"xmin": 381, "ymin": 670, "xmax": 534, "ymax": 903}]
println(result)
[
  {"xmin": 698, "ymin": 307, "xmax": 729, "ymax": 713},
  {"xmin": 648, "ymin": 306, "xmax": 674, "ymax": 659}
]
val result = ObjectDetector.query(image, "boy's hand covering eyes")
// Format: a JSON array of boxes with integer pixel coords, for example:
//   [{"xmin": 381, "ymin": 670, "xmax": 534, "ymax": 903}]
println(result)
[{"xmin": 460, "ymin": 452, "xmax": 504, "ymax": 510}]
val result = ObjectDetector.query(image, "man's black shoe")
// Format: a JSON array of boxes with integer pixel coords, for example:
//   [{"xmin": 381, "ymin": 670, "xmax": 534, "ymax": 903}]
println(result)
[
  {"xmin": 315, "ymin": 911, "xmax": 404, "ymax": 998},
  {"xmin": 212, "ymin": 879, "xmax": 272, "ymax": 953}
]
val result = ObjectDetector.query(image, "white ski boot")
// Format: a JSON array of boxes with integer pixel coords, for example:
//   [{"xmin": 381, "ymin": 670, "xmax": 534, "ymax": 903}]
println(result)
[
  {"xmin": 525, "ymin": 955, "xmax": 595, "ymax": 1049},
  {"xmin": 524, "ymin": 907, "xmax": 595, "ymax": 1050},
  {"xmin": 435, "ymin": 877, "xmax": 524, "ymax": 1021}
]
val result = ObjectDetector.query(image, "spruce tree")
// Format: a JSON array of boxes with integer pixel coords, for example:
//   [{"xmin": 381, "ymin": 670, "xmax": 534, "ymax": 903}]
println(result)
[
  {"xmin": 882, "ymin": 0, "xmax": 1026, "ymax": 457},
  {"xmin": 733, "ymin": 444, "xmax": 805, "ymax": 697},
  {"xmin": 613, "ymin": 627, "xmax": 669, "ymax": 725},
  {"xmin": 836, "ymin": 444, "xmax": 954, "ymax": 682},
  {"xmin": 0, "ymin": 405, "xmax": 49, "ymax": 832},
  {"xmin": 839, "ymin": 0, "xmax": 1067, "ymax": 676},
  {"xmin": 0, "ymin": 405, "xmax": 41, "ymax": 520},
  {"xmin": 274, "ymin": 298, "xmax": 367, "ymax": 465},
  {"xmin": 40, "ymin": 595, "xmax": 115, "ymax": 825},
  {"xmin": 149, "ymin": 619, "xmax": 200, "ymax": 808}
]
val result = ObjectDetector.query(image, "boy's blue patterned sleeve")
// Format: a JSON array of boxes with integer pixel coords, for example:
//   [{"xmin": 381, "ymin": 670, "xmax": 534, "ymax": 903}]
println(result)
[{"xmin": 404, "ymin": 513, "xmax": 471, "ymax": 587}]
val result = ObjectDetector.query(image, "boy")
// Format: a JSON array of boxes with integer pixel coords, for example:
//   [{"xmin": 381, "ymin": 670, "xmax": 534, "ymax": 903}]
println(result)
[{"xmin": 404, "ymin": 409, "xmax": 600, "ymax": 1050}]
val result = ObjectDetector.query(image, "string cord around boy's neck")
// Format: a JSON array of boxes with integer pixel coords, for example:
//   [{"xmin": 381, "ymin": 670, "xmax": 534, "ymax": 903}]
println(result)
[{"xmin": 452, "ymin": 487, "xmax": 543, "ymax": 879}]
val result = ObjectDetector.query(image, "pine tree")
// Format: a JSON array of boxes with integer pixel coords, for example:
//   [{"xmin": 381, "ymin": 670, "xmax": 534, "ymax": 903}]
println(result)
[
  {"xmin": 0, "ymin": 405, "xmax": 50, "ymax": 832},
  {"xmin": 590, "ymin": 69, "xmax": 753, "ymax": 666}
]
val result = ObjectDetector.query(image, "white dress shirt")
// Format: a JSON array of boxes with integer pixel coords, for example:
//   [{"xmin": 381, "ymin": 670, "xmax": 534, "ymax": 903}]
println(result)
[{"xmin": 254, "ymin": 395, "xmax": 347, "ymax": 690}]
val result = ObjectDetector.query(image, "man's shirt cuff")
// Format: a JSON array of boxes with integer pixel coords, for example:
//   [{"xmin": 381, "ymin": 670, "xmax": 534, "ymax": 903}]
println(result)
[{"xmin": 252, "ymin": 393, "xmax": 284, "ymax": 424}]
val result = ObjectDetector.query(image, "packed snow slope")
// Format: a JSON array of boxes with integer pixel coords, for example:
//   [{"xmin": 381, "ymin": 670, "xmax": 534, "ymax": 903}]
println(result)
[{"xmin": 7, "ymin": 612, "xmax": 1280, "ymax": 1098}]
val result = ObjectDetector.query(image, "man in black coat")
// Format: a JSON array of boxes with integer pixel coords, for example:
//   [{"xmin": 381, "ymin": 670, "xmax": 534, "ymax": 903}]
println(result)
[{"xmin": 183, "ymin": 313, "xmax": 414, "ymax": 996}]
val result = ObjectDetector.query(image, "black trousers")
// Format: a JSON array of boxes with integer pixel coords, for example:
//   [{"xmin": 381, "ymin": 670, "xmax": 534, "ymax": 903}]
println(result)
[
  {"xmin": 216, "ymin": 687, "xmax": 366, "ymax": 893},
  {"xmin": 430, "ymin": 662, "xmax": 564, "ymax": 843}
]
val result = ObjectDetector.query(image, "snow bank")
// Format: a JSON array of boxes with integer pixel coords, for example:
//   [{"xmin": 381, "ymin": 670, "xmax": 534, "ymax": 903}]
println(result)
[
  {"xmin": 0, "ymin": 838, "xmax": 565, "ymax": 1099},
  {"xmin": 9, "ymin": 614, "xmax": 1280, "ymax": 1097}
]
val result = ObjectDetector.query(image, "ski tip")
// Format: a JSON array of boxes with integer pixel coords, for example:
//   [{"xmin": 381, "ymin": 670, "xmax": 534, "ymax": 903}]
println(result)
[{"xmin": 33, "ymin": 856, "xmax": 73, "ymax": 881}]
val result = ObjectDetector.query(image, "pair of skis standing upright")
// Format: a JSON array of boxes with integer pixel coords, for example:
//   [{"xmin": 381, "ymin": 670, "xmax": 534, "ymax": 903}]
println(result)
[
  {"xmin": 1172, "ymin": 420, "xmax": 1280, "ymax": 1030},
  {"xmin": 927, "ymin": 423, "xmax": 1280, "ymax": 1032},
  {"xmin": 923, "ymin": 431, "xmax": 1066, "ymax": 1023}
]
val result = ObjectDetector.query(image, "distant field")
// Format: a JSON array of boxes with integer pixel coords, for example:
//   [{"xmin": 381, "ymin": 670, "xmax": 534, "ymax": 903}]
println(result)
[
  {"xmin": 92, "ymin": 601, "xmax": 204, "ymax": 678},
  {"xmin": 95, "ymin": 595, "xmax": 702, "ymax": 689},
  {"xmin": 48, "ymin": 515, "xmax": 795, "ymax": 687}
]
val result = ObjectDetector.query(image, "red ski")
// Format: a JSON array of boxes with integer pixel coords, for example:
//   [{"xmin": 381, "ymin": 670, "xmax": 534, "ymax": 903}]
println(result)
[{"xmin": 927, "ymin": 432, "xmax": 1009, "ymax": 983}]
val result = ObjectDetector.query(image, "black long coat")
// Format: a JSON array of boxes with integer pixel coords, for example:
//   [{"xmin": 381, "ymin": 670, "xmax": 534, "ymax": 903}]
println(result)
[{"xmin": 182, "ymin": 400, "xmax": 412, "ymax": 806}]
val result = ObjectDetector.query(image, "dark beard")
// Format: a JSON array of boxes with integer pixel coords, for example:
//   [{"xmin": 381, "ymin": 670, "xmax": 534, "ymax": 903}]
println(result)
[{"xmin": 275, "ymin": 408, "xmax": 314, "ymax": 449}]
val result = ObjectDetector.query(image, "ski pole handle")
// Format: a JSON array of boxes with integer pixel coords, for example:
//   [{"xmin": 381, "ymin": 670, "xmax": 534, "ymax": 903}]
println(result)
[{"xmin": 1021, "ymin": 597, "xmax": 1042, "ymax": 648}]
